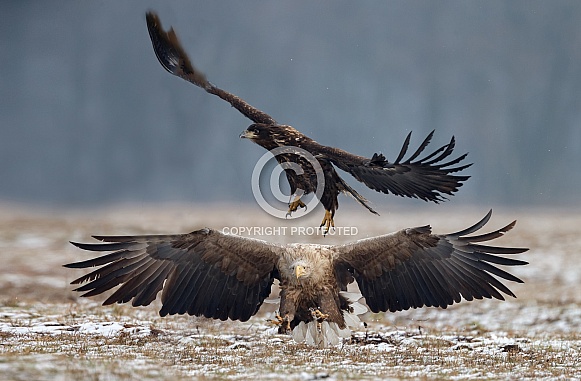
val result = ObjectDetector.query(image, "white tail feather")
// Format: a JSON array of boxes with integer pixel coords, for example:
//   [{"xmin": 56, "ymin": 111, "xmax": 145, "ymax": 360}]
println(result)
[
  {"xmin": 291, "ymin": 321, "xmax": 307, "ymax": 343},
  {"xmin": 343, "ymin": 310, "xmax": 362, "ymax": 328},
  {"xmin": 263, "ymin": 297, "xmax": 280, "ymax": 304},
  {"xmin": 292, "ymin": 320, "xmax": 350, "ymax": 347},
  {"xmin": 290, "ymin": 300, "xmax": 367, "ymax": 347},
  {"xmin": 349, "ymin": 300, "xmax": 368, "ymax": 317},
  {"xmin": 306, "ymin": 321, "xmax": 318, "ymax": 346},
  {"xmin": 339, "ymin": 291, "xmax": 368, "ymax": 316},
  {"xmin": 321, "ymin": 322, "xmax": 337, "ymax": 346},
  {"xmin": 339, "ymin": 291, "xmax": 363, "ymax": 303}
]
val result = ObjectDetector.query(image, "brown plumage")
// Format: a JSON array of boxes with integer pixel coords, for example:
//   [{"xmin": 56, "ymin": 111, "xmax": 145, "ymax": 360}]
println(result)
[
  {"xmin": 65, "ymin": 210, "xmax": 528, "ymax": 346},
  {"xmin": 145, "ymin": 12, "xmax": 472, "ymax": 231}
]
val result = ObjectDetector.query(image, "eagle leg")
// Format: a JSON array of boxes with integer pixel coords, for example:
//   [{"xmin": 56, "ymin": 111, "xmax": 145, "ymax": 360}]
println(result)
[
  {"xmin": 319, "ymin": 210, "xmax": 335, "ymax": 235},
  {"xmin": 310, "ymin": 308, "xmax": 330, "ymax": 322},
  {"xmin": 286, "ymin": 196, "xmax": 307, "ymax": 218},
  {"xmin": 271, "ymin": 313, "xmax": 292, "ymax": 333},
  {"xmin": 268, "ymin": 313, "xmax": 285, "ymax": 327}
]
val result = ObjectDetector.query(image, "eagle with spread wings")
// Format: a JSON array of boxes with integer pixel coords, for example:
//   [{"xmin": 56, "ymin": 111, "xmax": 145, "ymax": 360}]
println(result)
[
  {"xmin": 145, "ymin": 12, "xmax": 472, "ymax": 231},
  {"xmin": 65, "ymin": 210, "xmax": 527, "ymax": 347}
]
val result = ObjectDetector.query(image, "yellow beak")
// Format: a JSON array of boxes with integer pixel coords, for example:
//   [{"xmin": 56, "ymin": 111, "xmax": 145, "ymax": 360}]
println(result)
[
  {"xmin": 295, "ymin": 265, "xmax": 306, "ymax": 279},
  {"xmin": 239, "ymin": 130, "xmax": 257, "ymax": 139}
]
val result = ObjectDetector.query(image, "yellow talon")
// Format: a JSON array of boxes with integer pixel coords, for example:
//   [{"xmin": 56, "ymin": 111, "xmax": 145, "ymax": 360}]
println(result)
[
  {"xmin": 286, "ymin": 196, "xmax": 307, "ymax": 218},
  {"xmin": 268, "ymin": 313, "xmax": 285, "ymax": 326},
  {"xmin": 319, "ymin": 210, "xmax": 335, "ymax": 234},
  {"xmin": 310, "ymin": 308, "xmax": 329, "ymax": 321},
  {"xmin": 270, "ymin": 313, "xmax": 292, "ymax": 332}
]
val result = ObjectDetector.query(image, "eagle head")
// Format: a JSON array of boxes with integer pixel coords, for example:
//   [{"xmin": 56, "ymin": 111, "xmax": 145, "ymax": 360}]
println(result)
[
  {"xmin": 288, "ymin": 256, "xmax": 328, "ymax": 286},
  {"xmin": 292, "ymin": 261, "xmax": 311, "ymax": 281},
  {"xmin": 240, "ymin": 123, "xmax": 300, "ymax": 149},
  {"xmin": 281, "ymin": 245, "xmax": 333, "ymax": 287},
  {"xmin": 239, "ymin": 123, "xmax": 272, "ymax": 141}
]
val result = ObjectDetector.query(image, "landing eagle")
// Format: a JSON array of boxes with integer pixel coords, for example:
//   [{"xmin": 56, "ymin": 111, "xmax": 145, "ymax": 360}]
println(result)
[
  {"xmin": 65, "ymin": 210, "xmax": 527, "ymax": 347},
  {"xmin": 145, "ymin": 12, "xmax": 472, "ymax": 231}
]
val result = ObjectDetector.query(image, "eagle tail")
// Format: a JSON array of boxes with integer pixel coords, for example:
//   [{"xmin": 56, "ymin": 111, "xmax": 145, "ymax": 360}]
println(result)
[
  {"xmin": 291, "ymin": 320, "xmax": 351, "ymax": 347},
  {"xmin": 291, "ymin": 293, "xmax": 367, "ymax": 346},
  {"xmin": 340, "ymin": 291, "xmax": 368, "ymax": 328},
  {"xmin": 341, "ymin": 179, "xmax": 380, "ymax": 216}
]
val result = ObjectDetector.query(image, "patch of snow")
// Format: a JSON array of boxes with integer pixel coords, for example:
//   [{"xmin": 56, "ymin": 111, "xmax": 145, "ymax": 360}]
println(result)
[{"xmin": 0, "ymin": 320, "xmax": 152, "ymax": 337}]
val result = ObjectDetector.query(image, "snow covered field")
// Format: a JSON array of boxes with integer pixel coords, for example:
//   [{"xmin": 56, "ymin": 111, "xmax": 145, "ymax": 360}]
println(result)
[{"xmin": 1, "ymin": 203, "xmax": 580, "ymax": 380}]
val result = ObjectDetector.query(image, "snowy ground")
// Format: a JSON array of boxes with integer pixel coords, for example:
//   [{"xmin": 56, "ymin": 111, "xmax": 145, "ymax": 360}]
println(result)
[{"xmin": 1, "ymin": 203, "xmax": 580, "ymax": 380}]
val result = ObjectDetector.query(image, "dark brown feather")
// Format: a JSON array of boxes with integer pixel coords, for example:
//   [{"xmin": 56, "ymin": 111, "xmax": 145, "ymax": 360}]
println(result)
[
  {"xmin": 67, "ymin": 229, "xmax": 282, "ymax": 322},
  {"xmin": 332, "ymin": 210, "xmax": 528, "ymax": 313},
  {"xmin": 145, "ymin": 11, "xmax": 276, "ymax": 125},
  {"xmin": 320, "ymin": 131, "xmax": 472, "ymax": 203}
]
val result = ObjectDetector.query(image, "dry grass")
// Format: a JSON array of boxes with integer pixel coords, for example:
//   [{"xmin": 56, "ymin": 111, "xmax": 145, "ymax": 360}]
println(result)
[{"xmin": 1, "ymin": 203, "xmax": 580, "ymax": 380}]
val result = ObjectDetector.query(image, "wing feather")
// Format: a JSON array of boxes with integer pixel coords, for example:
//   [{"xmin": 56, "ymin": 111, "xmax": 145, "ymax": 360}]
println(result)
[
  {"xmin": 419, "ymin": 137, "xmax": 456, "ymax": 165},
  {"xmin": 66, "ymin": 228, "xmax": 282, "ymax": 322},
  {"xmin": 332, "ymin": 211, "xmax": 528, "ymax": 313},
  {"xmin": 415, "ymin": 261, "xmax": 452, "ymax": 307},
  {"xmin": 402, "ymin": 130, "xmax": 434, "ymax": 163},
  {"xmin": 167, "ymin": 262, "xmax": 202, "ymax": 316},
  {"xmin": 103, "ymin": 260, "xmax": 166, "ymax": 305},
  {"xmin": 72, "ymin": 255, "xmax": 150, "ymax": 294},
  {"xmin": 321, "ymin": 131, "xmax": 471, "ymax": 203},
  {"xmin": 145, "ymin": 11, "xmax": 276, "ymax": 125},
  {"xmin": 404, "ymin": 262, "xmax": 434, "ymax": 307},
  {"xmin": 132, "ymin": 262, "xmax": 173, "ymax": 306},
  {"xmin": 432, "ymin": 261, "xmax": 464, "ymax": 303},
  {"xmin": 393, "ymin": 131, "xmax": 413, "ymax": 164}
]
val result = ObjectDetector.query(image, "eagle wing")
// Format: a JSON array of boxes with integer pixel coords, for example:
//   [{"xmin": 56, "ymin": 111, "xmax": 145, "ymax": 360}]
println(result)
[
  {"xmin": 145, "ymin": 12, "xmax": 276, "ymax": 125},
  {"xmin": 331, "ymin": 210, "xmax": 528, "ymax": 313},
  {"xmin": 321, "ymin": 130, "xmax": 471, "ymax": 202},
  {"xmin": 65, "ymin": 228, "xmax": 283, "ymax": 321}
]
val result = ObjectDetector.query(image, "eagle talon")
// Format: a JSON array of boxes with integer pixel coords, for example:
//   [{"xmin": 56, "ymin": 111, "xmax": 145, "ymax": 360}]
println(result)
[
  {"xmin": 310, "ymin": 308, "xmax": 330, "ymax": 322},
  {"xmin": 268, "ymin": 313, "xmax": 285, "ymax": 326},
  {"xmin": 319, "ymin": 210, "xmax": 335, "ymax": 235},
  {"xmin": 287, "ymin": 197, "xmax": 307, "ymax": 217},
  {"xmin": 271, "ymin": 313, "xmax": 292, "ymax": 333}
]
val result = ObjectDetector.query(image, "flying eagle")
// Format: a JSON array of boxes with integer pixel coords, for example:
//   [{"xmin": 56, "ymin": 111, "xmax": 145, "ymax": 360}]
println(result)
[
  {"xmin": 145, "ymin": 12, "xmax": 472, "ymax": 231},
  {"xmin": 65, "ymin": 210, "xmax": 527, "ymax": 346}
]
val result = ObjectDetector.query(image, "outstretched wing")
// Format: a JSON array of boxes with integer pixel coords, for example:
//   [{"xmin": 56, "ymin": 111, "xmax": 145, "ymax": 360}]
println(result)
[
  {"xmin": 65, "ymin": 228, "xmax": 283, "ymax": 321},
  {"xmin": 332, "ymin": 210, "xmax": 528, "ymax": 313},
  {"xmin": 321, "ymin": 130, "xmax": 471, "ymax": 202},
  {"xmin": 145, "ymin": 11, "xmax": 276, "ymax": 125}
]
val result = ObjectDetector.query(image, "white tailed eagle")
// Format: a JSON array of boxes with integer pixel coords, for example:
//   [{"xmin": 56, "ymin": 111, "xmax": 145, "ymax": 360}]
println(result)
[
  {"xmin": 65, "ymin": 210, "xmax": 527, "ymax": 347},
  {"xmin": 145, "ymin": 12, "xmax": 472, "ymax": 231}
]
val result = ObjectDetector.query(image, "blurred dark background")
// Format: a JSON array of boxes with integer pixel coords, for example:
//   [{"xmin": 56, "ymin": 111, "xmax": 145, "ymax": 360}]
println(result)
[{"xmin": 1, "ymin": 1, "xmax": 580, "ymax": 210}]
